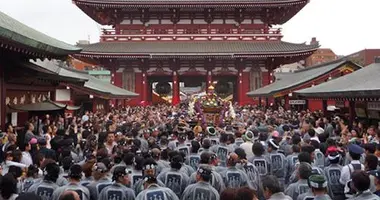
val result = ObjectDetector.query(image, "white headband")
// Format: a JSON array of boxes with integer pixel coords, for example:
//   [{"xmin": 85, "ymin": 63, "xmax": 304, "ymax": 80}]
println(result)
[
  {"xmin": 328, "ymin": 154, "xmax": 340, "ymax": 160},
  {"xmin": 143, "ymin": 164, "xmax": 156, "ymax": 170},
  {"xmin": 268, "ymin": 139, "xmax": 279, "ymax": 149},
  {"xmin": 310, "ymin": 181, "xmax": 327, "ymax": 188}
]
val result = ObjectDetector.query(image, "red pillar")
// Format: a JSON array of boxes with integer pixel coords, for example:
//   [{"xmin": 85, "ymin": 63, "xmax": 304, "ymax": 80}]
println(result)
[
  {"xmin": 110, "ymin": 68, "xmax": 117, "ymax": 106},
  {"xmin": 142, "ymin": 71, "xmax": 148, "ymax": 106},
  {"xmin": 110, "ymin": 68, "xmax": 116, "ymax": 85},
  {"xmin": 284, "ymin": 95, "xmax": 290, "ymax": 110},
  {"xmin": 172, "ymin": 71, "xmax": 180, "ymax": 105},
  {"xmin": 92, "ymin": 98, "xmax": 97, "ymax": 113},
  {"xmin": 206, "ymin": 70, "xmax": 212, "ymax": 93},
  {"xmin": 238, "ymin": 69, "xmax": 243, "ymax": 106}
]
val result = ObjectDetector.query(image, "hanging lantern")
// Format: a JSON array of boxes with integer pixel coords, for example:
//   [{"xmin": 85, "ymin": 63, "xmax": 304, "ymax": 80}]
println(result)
[
  {"xmin": 155, "ymin": 82, "xmax": 171, "ymax": 96},
  {"xmin": 215, "ymin": 80, "xmax": 230, "ymax": 96}
]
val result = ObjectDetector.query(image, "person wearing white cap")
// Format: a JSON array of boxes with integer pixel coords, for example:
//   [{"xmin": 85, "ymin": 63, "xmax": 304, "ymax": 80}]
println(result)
[
  {"xmin": 133, "ymin": 158, "xmax": 165, "ymax": 195},
  {"xmin": 298, "ymin": 175, "xmax": 332, "ymax": 200},
  {"xmin": 240, "ymin": 130, "xmax": 255, "ymax": 158},
  {"xmin": 207, "ymin": 126, "xmax": 220, "ymax": 146},
  {"xmin": 135, "ymin": 176, "xmax": 179, "ymax": 200},
  {"xmin": 266, "ymin": 139, "xmax": 286, "ymax": 186},
  {"xmin": 324, "ymin": 152, "xmax": 344, "ymax": 199},
  {"xmin": 175, "ymin": 132, "xmax": 190, "ymax": 157}
]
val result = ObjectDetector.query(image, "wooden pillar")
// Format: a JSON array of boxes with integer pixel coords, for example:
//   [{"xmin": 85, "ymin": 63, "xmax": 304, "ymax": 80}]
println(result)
[
  {"xmin": 238, "ymin": 69, "xmax": 243, "ymax": 105},
  {"xmin": 172, "ymin": 71, "xmax": 180, "ymax": 105},
  {"xmin": 206, "ymin": 70, "xmax": 212, "ymax": 93},
  {"xmin": 349, "ymin": 101, "xmax": 356, "ymax": 123}
]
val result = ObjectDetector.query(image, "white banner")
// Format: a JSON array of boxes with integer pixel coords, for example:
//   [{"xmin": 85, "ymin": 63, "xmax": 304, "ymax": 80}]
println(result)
[
  {"xmin": 289, "ymin": 100, "xmax": 306, "ymax": 105},
  {"xmin": 368, "ymin": 102, "xmax": 380, "ymax": 111}
]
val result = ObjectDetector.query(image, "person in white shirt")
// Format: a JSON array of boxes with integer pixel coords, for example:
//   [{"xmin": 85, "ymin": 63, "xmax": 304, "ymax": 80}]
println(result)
[
  {"xmin": 339, "ymin": 144, "xmax": 365, "ymax": 199},
  {"xmin": 240, "ymin": 131, "xmax": 256, "ymax": 158},
  {"xmin": 104, "ymin": 132, "xmax": 117, "ymax": 155},
  {"xmin": 308, "ymin": 129, "xmax": 320, "ymax": 143},
  {"xmin": 21, "ymin": 138, "xmax": 36, "ymax": 167},
  {"xmin": 1, "ymin": 151, "xmax": 27, "ymax": 175},
  {"xmin": 81, "ymin": 111, "xmax": 89, "ymax": 123}
]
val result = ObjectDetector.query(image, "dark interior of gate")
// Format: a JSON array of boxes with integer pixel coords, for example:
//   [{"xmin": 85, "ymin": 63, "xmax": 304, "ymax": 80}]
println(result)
[{"xmin": 146, "ymin": 75, "xmax": 239, "ymax": 104}]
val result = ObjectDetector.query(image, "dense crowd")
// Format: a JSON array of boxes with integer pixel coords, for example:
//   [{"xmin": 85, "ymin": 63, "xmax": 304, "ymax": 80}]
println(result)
[{"xmin": 1, "ymin": 104, "xmax": 380, "ymax": 200}]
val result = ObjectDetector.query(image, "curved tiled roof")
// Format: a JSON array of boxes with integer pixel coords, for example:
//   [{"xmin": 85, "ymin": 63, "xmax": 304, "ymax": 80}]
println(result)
[
  {"xmin": 77, "ymin": 41, "xmax": 318, "ymax": 58},
  {"xmin": 247, "ymin": 60, "xmax": 362, "ymax": 97},
  {"xmin": 33, "ymin": 59, "xmax": 138, "ymax": 99},
  {"xmin": 73, "ymin": 0, "xmax": 307, "ymax": 7},
  {"xmin": 8, "ymin": 100, "xmax": 81, "ymax": 112},
  {"xmin": 295, "ymin": 62, "xmax": 380, "ymax": 98},
  {"xmin": 0, "ymin": 11, "xmax": 81, "ymax": 57}
]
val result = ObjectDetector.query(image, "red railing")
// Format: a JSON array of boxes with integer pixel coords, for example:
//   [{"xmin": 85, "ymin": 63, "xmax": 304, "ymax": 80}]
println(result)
[{"xmin": 100, "ymin": 28, "xmax": 282, "ymax": 41}]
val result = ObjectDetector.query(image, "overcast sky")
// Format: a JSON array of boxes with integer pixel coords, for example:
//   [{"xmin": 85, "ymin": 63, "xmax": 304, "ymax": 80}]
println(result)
[{"xmin": 1, "ymin": 0, "xmax": 379, "ymax": 55}]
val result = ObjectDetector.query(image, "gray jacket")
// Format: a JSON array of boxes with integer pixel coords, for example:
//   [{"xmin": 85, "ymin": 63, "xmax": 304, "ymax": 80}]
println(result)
[
  {"xmin": 268, "ymin": 192, "xmax": 292, "ymax": 200},
  {"xmin": 181, "ymin": 181, "xmax": 219, "ymax": 200},
  {"xmin": 85, "ymin": 177, "xmax": 112, "ymax": 200},
  {"xmin": 135, "ymin": 184, "xmax": 178, "ymax": 200}
]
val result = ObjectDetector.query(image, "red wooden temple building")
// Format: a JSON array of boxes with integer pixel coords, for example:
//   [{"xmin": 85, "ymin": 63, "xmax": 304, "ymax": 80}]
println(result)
[
  {"xmin": 295, "ymin": 59, "xmax": 380, "ymax": 123},
  {"xmin": 72, "ymin": 0, "xmax": 319, "ymax": 105},
  {"xmin": 0, "ymin": 10, "xmax": 83, "ymax": 128},
  {"xmin": 0, "ymin": 11, "xmax": 137, "ymax": 128}
]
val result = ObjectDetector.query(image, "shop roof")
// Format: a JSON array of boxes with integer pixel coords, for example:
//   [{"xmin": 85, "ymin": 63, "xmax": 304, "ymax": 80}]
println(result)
[
  {"xmin": 295, "ymin": 62, "xmax": 380, "ymax": 98},
  {"xmin": 247, "ymin": 59, "xmax": 361, "ymax": 97},
  {"xmin": 0, "ymin": 11, "xmax": 81, "ymax": 58}
]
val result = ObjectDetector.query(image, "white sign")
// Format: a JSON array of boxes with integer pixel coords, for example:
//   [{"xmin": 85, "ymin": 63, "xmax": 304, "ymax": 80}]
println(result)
[
  {"xmin": 368, "ymin": 102, "xmax": 380, "ymax": 111},
  {"xmin": 55, "ymin": 89, "xmax": 71, "ymax": 101},
  {"xmin": 11, "ymin": 112, "xmax": 17, "ymax": 126},
  {"xmin": 289, "ymin": 100, "xmax": 306, "ymax": 105}
]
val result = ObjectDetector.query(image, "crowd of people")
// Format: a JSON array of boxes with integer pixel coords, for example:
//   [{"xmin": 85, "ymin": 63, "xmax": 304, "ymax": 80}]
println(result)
[{"xmin": 0, "ymin": 104, "xmax": 380, "ymax": 200}]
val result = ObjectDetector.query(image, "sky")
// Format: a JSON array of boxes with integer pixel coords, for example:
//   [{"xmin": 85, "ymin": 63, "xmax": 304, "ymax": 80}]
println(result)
[{"xmin": 1, "ymin": 0, "xmax": 379, "ymax": 55}]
